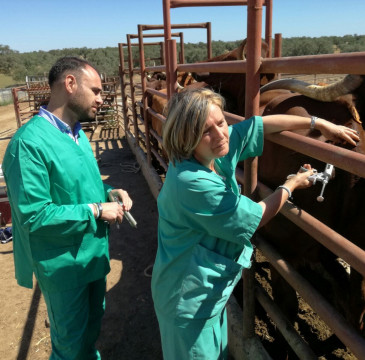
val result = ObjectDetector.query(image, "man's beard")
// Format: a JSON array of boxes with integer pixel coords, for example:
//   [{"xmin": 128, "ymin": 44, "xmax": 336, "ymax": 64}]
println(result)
[
  {"xmin": 78, "ymin": 111, "xmax": 96, "ymax": 123},
  {"xmin": 68, "ymin": 97, "xmax": 96, "ymax": 123}
]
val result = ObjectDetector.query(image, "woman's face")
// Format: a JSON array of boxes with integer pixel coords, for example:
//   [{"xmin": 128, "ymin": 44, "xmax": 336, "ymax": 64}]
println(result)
[{"xmin": 193, "ymin": 103, "xmax": 229, "ymax": 168}]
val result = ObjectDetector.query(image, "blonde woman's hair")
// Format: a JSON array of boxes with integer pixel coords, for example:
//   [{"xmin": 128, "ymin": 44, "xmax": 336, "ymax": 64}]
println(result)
[{"xmin": 162, "ymin": 88, "xmax": 225, "ymax": 165}]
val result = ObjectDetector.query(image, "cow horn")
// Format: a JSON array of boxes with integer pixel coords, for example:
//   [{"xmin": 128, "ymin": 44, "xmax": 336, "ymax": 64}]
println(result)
[
  {"xmin": 260, "ymin": 74, "xmax": 364, "ymax": 102},
  {"xmin": 239, "ymin": 39, "xmax": 247, "ymax": 60}
]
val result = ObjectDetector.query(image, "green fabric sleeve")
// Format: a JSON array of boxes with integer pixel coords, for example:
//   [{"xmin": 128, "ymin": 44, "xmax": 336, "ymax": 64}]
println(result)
[
  {"xmin": 178, "ymin": 173, "xmax": 262, "ymax": 246},
  {"xmin": 8, "ymin": 139, "xmax": 97, "ymax": 236},
  {"xmin": 229, "ymin": 116, "xmax": 264, "ymax": 163}
]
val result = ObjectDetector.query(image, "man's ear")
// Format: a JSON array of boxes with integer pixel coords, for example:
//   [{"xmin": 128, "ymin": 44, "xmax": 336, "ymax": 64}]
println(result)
[{"xmin": 65, "ymin": 74, "xmax": 77, "ymax": 94}]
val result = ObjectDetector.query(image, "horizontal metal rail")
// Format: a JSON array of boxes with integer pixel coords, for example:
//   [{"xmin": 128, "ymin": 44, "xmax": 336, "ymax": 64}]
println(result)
[
  {"xmin": 136, "ymin": 114, "xmax": 145, "ymax": 125},
  {"xmin": 266, "ymin": 131, "xmax": 365, "ymax": 178},
  {"xmin": 261, "ymin": 52, "xmax": 365, "ymax": 75},
  {"xmin": 174, "ymin": 52, "xmax": 365, "ymax": 75},
  {"xmin": 140, "ymin": 22, "xmax": 210, "ymax": 31},
  {"xmin": 145, "ymin": 65, "xmax": 167, "ymax": 73},
  {"xmin": 145, "ymin": 88, "xmax": 168, "ymax": 100},
  {"xmin": 178, "ymin": 60, "xmax": 247, "ymax": 73},
  {"xmin": 256, "ymin": 179, "xmax": 365, "ymax": 278},
  {"xmin": 149, "ymin": 128, "xmax": 163, "ymax": 145},
  {"xmin": 170, "ymin": 0, "xmax": 269, "ymax": 7},
  {"xmin": 150, "ymin": 146, "xmax": 168, "ymax": 171},
  {"xmin": 147, "ymin": 108, "xmax": 166, "ymax": 128},
  {"xmin": 255, "ymin": 284, "xmax": 317, "ymax": 360},
  {"xmin": 129, "ymin": 33, "xmax": 182, "ymax": 39}
]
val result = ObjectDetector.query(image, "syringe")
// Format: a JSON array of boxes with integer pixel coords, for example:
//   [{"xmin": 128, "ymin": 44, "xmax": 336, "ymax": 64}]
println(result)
[{"xmin": 113, "ymin": 196, "xmax": 137, "ymax": 228}]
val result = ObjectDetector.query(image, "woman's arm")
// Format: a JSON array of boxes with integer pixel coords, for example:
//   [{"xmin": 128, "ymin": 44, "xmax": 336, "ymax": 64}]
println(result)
[
  {"xmin": 262, "ymin": 114, "xmax": 359, "ymax": 146},
  {"xmin": 258, "ymin": 164, "xmax": 313, "ymax": 228}
]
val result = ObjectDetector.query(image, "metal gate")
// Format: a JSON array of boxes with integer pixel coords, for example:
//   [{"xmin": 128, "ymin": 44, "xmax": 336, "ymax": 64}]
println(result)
[{"xmin": 119, "ymin": 0, "xmax": 365, "ymax": 358}]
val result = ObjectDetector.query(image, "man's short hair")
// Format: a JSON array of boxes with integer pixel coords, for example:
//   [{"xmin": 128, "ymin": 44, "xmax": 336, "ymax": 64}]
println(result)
[
  {"xmin": 163, "ymin": 88, "xmax": 225, "ymax": 165},
  {"xmin": 48, "ymin": 56, "xmax": 99, "ymax": 88}
]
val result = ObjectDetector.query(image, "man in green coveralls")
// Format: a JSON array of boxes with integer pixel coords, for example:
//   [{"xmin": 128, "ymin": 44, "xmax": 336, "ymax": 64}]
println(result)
[{"xmin": 3, "ymin": 57, "xmax": 133, "ymax": 359}]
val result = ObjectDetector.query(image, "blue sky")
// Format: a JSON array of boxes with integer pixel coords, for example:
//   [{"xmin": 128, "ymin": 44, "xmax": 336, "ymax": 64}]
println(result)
[{"xmin": 1, "ymin": 0, "xmax": 364, "ymax": 53}]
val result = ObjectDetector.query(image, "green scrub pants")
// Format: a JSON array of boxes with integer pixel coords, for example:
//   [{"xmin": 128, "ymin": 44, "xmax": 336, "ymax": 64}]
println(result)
[
  {"xmin": 40, "ymin": 277, "xmax": 106, "ymax": 360},
  {"xmin": 158, "ymin": 308, "xmax": 228, "ymax": 360}
]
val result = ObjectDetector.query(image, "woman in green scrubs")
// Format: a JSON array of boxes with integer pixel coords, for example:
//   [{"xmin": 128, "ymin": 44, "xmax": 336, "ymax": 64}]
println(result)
[{"xmin": 151, "ymin": 88, "xmax": 359, "ymax": 360}]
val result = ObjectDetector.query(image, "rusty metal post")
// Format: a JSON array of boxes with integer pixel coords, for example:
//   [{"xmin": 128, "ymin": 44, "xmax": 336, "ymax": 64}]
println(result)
[
  {"xmin": 264, "ymin": 0, "xmax": 272, "ymax": 57},
  {"xmin": 207, "ymin": 22, "xmax": 212, "ymax": 59},
  {"xmin": 274, "ymin": 33, "xmax": 282, "ymax": 58},
  {"xmin": 163, "ymin": 0, "xmax": 172, "ymax": 99},
  {"xmin": 179, "ymin": 32, "xmax": 185, "ymax": 64},
  {"xmin": 138, "ymin": 25, "xmax": 153, "ymax": 166},
  {"xmin": 274, "ymin": 33, "xmax": 282, "ymax": 79},
  {"xmin": 118, "ymin": 43, "xmax": 130, "ymax": 132},
  {"xmin": 160, "ymin": 41, "xmax": 166, "ymax": 65},
  {"xmin": 126, "ymin": 35, "xmax": 139, "ymax": 144},
  {"xmin": 242, "ymin": 0, "xmax": 263, "ymax": 340},
  {"xmin": 11, "ymin": 87, "xmax": 22, "ymax": 128},
  {"xmin": 167, "ymin": 39, "xmax": 178, "ymax": 95}
]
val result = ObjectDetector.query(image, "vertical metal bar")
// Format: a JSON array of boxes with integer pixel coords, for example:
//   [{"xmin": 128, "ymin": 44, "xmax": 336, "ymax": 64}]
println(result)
[
  {"xmin": 179, "ymin": 32, "xmax": 185, "ymax": 64},
  {"xmin": 274, "ymin": 33, "xmax": 282, "ymax": 79},
  {"xmin": 243, "ymin": 0, "xmax": 263, "ymax": 340},
  {"xmin": 274, "ymin": 33, "xmax": 282, "ymax": 57},
  {"xmin": 167, "ymin": 39, "xmax": 178, "ymax": 95},
  {"xmin": 11, "ymin": 87, "xmax": 22, "ymax": 128},
  {"xmin": 264, "ymin": 0, "xmax": 272, "ymax": 58},
  {"xmin": 163, "ymin": 0, "xmax": 172, "ymax": 98},
  {"xmin": 207, "ymin": 22, "xmax": 212, "ymax": 59},
  {"xmin": 161, "ymin": 41, "xmax": 166, "ymax": 65},
  {"xmin": 127, "ymin": 34, "xmax": 139, "ymax": 144},
  {"xmin": 245, "ymin": 0, "xmax": 262, "ymax": 119},
  {"xmin": 138, "ymin": 25, "xmax": 153, "ymax": 166},
  {"xmin": 118, "ymin": 43, "xmax": 129, "ymax": 132}
]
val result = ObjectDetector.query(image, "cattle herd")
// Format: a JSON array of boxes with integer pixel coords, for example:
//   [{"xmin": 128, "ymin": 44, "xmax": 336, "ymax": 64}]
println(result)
[{"xmin": 142, "ymin": 39, "xmax": 365, "ymax": 357}]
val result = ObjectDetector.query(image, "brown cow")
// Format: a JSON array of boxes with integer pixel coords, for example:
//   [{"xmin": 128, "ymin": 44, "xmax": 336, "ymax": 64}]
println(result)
[
  {"xmin": 192, "ymin": 38, "xmax": 274, "ymax": 116},
  {"xmin": 257, "ymin": 75, "xmax": 365, "ymax": 339},
  {"xmin": 146, "ymin": 38, "xmax": 273, "ymax": 141}
]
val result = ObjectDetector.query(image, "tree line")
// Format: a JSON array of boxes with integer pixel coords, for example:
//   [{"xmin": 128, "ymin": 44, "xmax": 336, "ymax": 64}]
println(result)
[{"xmin": 1, "ymin": 34, "xmax": 364, "ymax": 84}]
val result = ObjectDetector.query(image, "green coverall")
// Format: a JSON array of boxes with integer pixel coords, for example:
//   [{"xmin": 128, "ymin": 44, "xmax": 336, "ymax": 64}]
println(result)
[
  {"xmin": 3, "ymin": 115, "xmax": 111, "ymax": 359},
  {"xmin": 151, "ymin": 116, "xmax": 264, "ymax": 360}
]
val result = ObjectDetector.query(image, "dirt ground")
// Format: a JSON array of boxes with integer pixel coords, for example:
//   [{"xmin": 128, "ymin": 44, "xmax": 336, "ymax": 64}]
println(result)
[{"xmin": 0, "ymin": 104, "xmax": 163, "ymax": 360}]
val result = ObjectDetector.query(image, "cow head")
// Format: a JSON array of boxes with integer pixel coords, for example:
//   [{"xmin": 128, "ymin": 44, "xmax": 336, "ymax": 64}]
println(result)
[{"xmin": 190, "ymin": 39, "xmax": 274, "ymax": 116}]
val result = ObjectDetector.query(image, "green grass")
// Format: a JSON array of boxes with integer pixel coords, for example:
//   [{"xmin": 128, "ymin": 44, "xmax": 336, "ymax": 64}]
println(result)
[
  {"xmin": 0, "ymin": 74, "xmax": 17, "ymax": 88},
  {"xmin": 0, "ymin": 100, "xmax": 13, "ymax": 106}
]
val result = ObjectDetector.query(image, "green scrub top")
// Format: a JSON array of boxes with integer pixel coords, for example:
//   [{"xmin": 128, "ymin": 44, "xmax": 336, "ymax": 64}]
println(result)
[
  {"xmin": 151, "ymin": 116, "xmax": 264, "ymax": 324},
  {"xmin": 3, "ymin": 116, "xmax": 111, "ymax": 291}
]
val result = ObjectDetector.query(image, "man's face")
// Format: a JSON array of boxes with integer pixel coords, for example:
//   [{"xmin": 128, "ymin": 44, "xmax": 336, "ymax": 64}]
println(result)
[{"xmin": 68, "ymin": 65, "xmax": 103, "ymax": 122}]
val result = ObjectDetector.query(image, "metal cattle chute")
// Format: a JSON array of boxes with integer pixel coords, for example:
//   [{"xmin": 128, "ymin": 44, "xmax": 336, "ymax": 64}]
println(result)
[{"xmin": 119, "ymin": 1, "xmax": 365, "ymax": 359}]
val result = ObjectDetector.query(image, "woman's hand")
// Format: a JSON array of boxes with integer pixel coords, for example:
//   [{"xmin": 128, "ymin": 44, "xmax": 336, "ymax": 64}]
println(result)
[
  {"xmin": 316, "ymin": 119, "xmax": 360, "ymax": 146},
  {"xmin": 284, "ymin": 164, "xmax": 314, "ymax": 192},
  {"xmin": 258, "ymin": 164, "xmax": 314, "ymax": 228}
]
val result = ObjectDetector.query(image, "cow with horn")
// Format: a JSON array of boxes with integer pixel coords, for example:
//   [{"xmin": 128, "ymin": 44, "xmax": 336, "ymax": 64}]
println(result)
[{"xmin": 256, "ymin": 74, "xmax": 365, "ymax": 338}]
